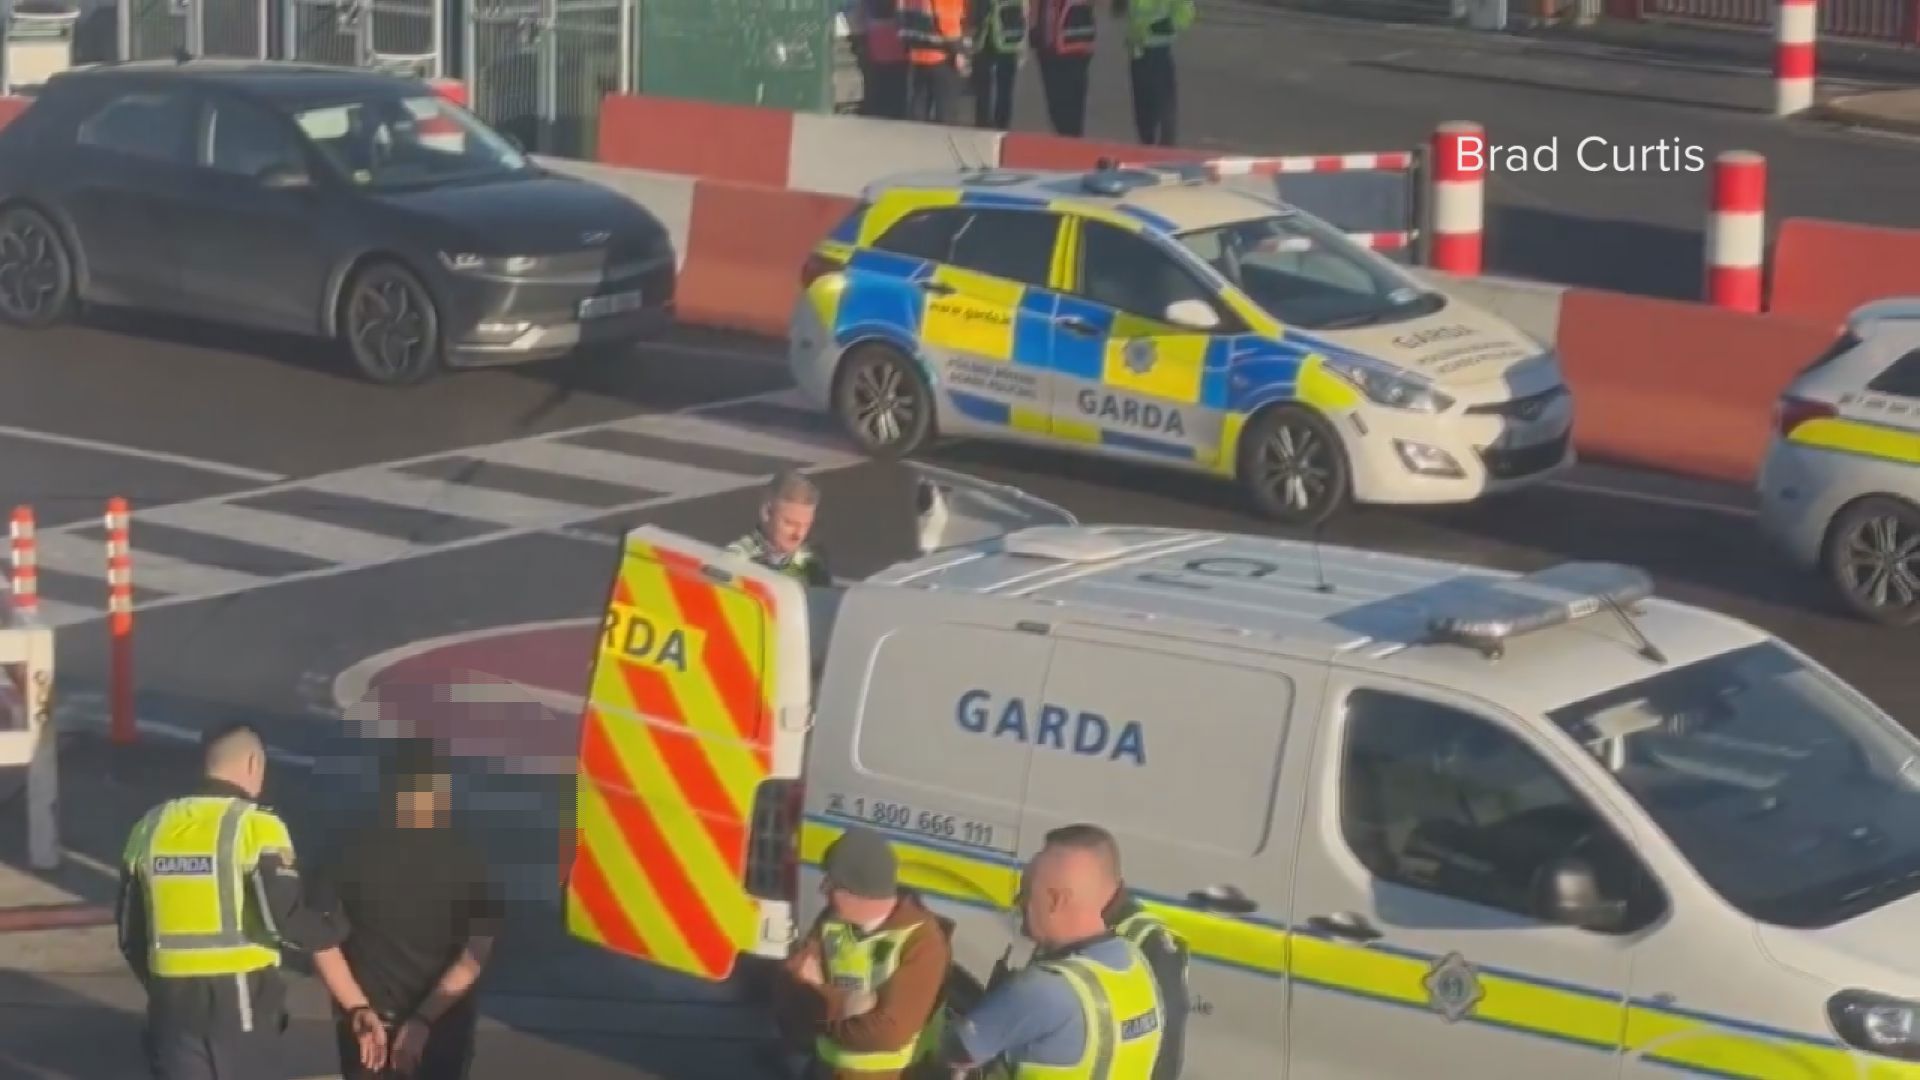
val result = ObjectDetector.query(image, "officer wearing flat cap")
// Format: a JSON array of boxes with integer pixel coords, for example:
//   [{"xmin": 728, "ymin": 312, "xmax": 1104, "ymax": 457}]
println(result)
[{"xmin": 774, "ymin": 827, "xmax": 952, "ymax": 1079}]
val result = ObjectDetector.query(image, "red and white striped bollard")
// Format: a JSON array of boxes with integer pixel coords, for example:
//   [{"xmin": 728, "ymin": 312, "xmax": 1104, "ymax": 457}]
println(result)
[
  {"xmin": 9, "ymin": 506, "xmax": 36, "ymax": 622},
  {"xmin": 1429, "ymin": 121, "xmax": 1486, "ymax": 275},
  {"xmin": 105, "ymin": 497, "xmax": 135, "ymax": 745},
  {"xmin": 1705, "ymin": 151, "xmax": 1766, "ymax": 313},
  {"xmin": 1775, "ymin": 0, "xmax": 1816, "ymax": 116}
]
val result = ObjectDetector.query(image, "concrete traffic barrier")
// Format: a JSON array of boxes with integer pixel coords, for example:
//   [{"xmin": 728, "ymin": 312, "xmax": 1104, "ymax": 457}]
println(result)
[
  {"xmin": 1770, "ymin": 217, "xmax": 1920, "ymax": 324},
  {"xmin": 1705, "ymin": 151, "xmax": 1766, "ymax": 313},
  {"xmin": 1774, "ymin": 0, "xmax": 1817, "ymax": 117},
  {"xmin": 997, "ymin": 131, "xmax": 1210, "ymax": 171},
  {"xmin": 596, "ymin": 94, "xmax": 794, "ymax": 188},
  {"xmin": 1415, "ymin": 270, "xmax": 1566, "ymax": 346},
  {"xmin": 677, "ymin": 179, "xmax": 856, "ymax": 337},
  {"xmin": 531, "ymin": 156, "xmax": 697, "ymax": 272},
  {"xmin": 787, "ymin": 112, "xmax": 1005, "ymax": 196}
]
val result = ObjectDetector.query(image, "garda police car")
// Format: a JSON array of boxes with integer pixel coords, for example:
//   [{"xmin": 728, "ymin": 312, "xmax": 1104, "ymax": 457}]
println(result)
[
  {"xmin": 564, "ymin": 463, "xmax": 1920, "ymax": 1079},
  {"xmin": 787, "ymin": 163, "xmax": 1575, "ymax": 525}
]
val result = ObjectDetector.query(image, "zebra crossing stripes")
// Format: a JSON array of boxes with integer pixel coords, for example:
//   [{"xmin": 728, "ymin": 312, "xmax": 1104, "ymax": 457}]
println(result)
[{"xmin": 17, "ymin": 390, "xmax": 857, "ymax": 626}]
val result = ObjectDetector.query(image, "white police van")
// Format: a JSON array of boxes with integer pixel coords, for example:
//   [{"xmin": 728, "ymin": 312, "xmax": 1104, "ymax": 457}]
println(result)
[{"xmin": 567, "ymin": 463, "xmax": 1920, "ymax": 1079}]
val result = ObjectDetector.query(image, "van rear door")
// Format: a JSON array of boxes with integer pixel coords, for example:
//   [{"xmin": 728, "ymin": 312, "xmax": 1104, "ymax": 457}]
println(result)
[{"xmin": 564, "ymin": 525, "xmax": 812, "ymax": 981}]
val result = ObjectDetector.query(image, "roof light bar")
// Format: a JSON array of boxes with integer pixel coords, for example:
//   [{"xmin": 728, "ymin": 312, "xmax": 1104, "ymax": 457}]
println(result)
[{"xmin": 1425, "ymin": 562, "xmax": 1655, "ymax": 658}]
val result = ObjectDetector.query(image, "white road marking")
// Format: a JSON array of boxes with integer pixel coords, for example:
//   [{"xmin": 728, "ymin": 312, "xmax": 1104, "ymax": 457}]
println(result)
[
  {"xmin": 471, "ymin": 438, "xmax": 747, "ymax": 498},
  {"xmin": 140, "ymin": 500, "xmax": 412, "ymax": 565},
  {"xmin": 330, "ymin": 618, "xmax": 598, "ymax": 717},
  {"xmin": 60, "ymin": 709, "xmax": 318, "ymax": 769},
  {"xmin": 635, "ymin": 407, "xmax": 859, "ymax": 462},
  {"xmin": 1542, "ymin": 479, "xmax": 1758, "ymax": 518},
  {"xmin": 302, "ymin": 467, "xmax": 595, "ymax": 527},
  {"xmin": 0, "ymin": 422, "xmax": 286, "ymax": 482},
  {"xmin": 33, "ymin": 528, "xmax": 269, "ymax": 596}
]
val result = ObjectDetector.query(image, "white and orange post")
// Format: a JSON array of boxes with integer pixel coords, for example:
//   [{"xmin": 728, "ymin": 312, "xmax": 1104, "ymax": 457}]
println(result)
[
  {"xmin": 1705, "ymin": 151, "xmax": 1766, "ymax": 313},
  {"xmin": 1774, "ymin": 0, "xmax": 1816, "ymax": 117},
  {"xmin": 8, "ymin": 506, "xmax": 36, "ymax": 623},
  {"xmin": 105, "ymin": 497, "xmax": 134, "ymax": 745},
  {"xmin": 1429, "ymin": 121, "xmax": 1486, "ymax": 275}
]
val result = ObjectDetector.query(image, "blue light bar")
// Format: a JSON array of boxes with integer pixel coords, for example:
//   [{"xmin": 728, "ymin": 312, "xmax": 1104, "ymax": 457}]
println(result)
[{"xmin": 1426, "ymin": 562, "xmax": 1654, "ymax": 651}]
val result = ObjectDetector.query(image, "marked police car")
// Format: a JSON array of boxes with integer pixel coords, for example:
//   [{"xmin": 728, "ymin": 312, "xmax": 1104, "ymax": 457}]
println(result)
[
  {"xmin": 565, "ymin": 463, "xmax": 1920, "ymax": 1080},
  {"xmin": 1758, "ymin": 298, "xmax": 1920, "ymax": 627},
  {"xmin": 788, "ymin": 163, "xmax": 1575, "ymax": 525}
]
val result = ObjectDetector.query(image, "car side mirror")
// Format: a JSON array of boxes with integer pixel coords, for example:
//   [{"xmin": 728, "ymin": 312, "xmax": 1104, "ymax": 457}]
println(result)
[
  {"xmin": 1533, "ymin": 856, "xmax": 1628, "ymax": 933},
  {"xmin": 258, "ymin": 164, "xmax": 311, "ymax": 190},
  {"xmin": 1164, "ymin": 298, "xmax": 1220, "ymax": 331}
]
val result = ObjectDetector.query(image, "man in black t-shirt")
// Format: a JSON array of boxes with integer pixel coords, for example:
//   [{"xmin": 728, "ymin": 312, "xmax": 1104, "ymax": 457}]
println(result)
[{"xmin": 314, "ymin": 740, "xmax": 503, "ymax": 1079}]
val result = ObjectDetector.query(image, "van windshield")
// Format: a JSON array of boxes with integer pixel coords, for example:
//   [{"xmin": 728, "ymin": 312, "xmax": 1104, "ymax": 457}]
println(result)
[
  {"xmin": 1173, "ymin": 212, "xmax": 1445, "ymax": 330},
  {"xmin": 1549, "ymin": 642, "xmax": 1920, "ymax": 929}
]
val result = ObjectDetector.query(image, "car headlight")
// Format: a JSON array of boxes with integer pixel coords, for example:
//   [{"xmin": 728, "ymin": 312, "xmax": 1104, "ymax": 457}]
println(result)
[
  {"xmin": 1829, "ymin": 990, "xmax": 1920, "ymax": 1060},
  {"xmin": 439, "ymin": 252, "xmax": 545, "ymax": 276},
  {"xmin": 1322, "ymin": 355, "xmax": 1456, "ymax": 413}
]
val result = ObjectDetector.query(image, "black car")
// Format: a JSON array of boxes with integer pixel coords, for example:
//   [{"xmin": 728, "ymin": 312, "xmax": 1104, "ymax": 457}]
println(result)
[{"xmin": 0, "ymin": 59, "xmax": 676, "ymax": 384}]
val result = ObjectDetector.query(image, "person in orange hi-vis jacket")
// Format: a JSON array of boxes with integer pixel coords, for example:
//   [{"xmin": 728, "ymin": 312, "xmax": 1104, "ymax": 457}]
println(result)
[
  {"xmin": 1028, "ymin": 0, "xmax": 1096, "ymax": 136},
  {"xmin": 900, "ymin": 0, "xmax": 970, "ymax": 124}
]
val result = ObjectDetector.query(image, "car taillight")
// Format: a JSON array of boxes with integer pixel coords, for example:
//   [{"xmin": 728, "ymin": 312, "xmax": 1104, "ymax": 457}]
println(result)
[
  {"xmin": 1775, "ymin": 396, "xmax": 1837, "ymax": 437},
  {"xmin": 800, "ymin": 253, "xmax": 844, "ymax": 289}
]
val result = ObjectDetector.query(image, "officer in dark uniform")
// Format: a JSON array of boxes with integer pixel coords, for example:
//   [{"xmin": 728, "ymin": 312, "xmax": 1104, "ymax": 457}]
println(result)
[{"xmin": 727, "ymin": 470, "xmax": 834, "ymax": 587}]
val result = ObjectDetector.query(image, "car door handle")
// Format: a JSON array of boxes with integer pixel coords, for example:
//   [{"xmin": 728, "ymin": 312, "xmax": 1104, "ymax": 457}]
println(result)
[
  {"xmin": 1305, "ymin": 911, "xmax": 1382, "ymax": 942},
  {"xmin": 917, "ymin": 280, "xmax": 956, "ymax": 296},
  {"xmin": 1054, "ymin": 316, "xmax": 1099, "ymax": 337},
  {"xmin": 1187, "ymin": 884, "xmax": 1257, "ymax": 915}
]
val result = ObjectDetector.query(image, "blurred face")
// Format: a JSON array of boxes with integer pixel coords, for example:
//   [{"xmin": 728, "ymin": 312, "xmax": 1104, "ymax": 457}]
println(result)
[
  {"xmin": 762, "ymin": 498, "xmax": 815, "ymax": 555},
  {"xmin": 820, "ymin": 876, "xmax": 888, "ymax": 923},
  {"xmin": 240, "ymin": 753, "xmax": 266, "ymax": 799},
  {"xmin": 1016, "ymin": 861, "xmax": 1064, "ymax": 945}
]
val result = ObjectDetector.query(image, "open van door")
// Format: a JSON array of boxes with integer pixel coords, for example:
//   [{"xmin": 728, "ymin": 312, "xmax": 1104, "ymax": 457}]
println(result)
[
  {"xmin": 908, "ymin": 462, "xmax": 1079, "ymax": 554},
  {"xmin": 563, "ymin": 525, "xmax": 812, "ymax": 981}
]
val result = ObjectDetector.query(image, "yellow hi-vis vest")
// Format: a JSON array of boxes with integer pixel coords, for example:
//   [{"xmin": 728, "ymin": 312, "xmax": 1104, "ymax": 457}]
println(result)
[
  {"xmin": 1011, "ymin": 942, "xmax": 1164, "ymax": 1080},
  {"xmin": 814, "ymin": 918, "xmax": 945, "ymax": 1073},
  {"xmin": 976, "ymin": 0, "xmax": 1027, "ymax": 52},
  {"xmin": 124, "ymin": 796, "xmax": 291, "ymax": 978},
  {"xmin": 1123, "ymin": 0, "xmax": 1193, "ymax": 54},
  {"xmin": 1113, "ymin": 908, "xmax": 1182, "ymax": 959}
]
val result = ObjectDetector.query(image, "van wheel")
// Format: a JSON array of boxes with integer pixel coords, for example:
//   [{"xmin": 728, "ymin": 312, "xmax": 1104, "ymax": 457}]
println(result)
[
  {"xmin": 0, "ymin": 205, "xmax": 76, "ymax": 329},
  {"xmin": 1239, "ymin": 405, "xmax": 1352, "ymax": 527},
  {"xmin": 1824, "ymin": 496, "xmax": 1920, "ymax": 627},
  {"xmin": 832, "ymin": 343, "xmax": 934, "ymax": 458}
]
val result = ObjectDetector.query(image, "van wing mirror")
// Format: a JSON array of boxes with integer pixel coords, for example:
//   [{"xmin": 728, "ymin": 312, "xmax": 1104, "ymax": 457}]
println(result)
[
  {"xmin": 908, "ymin": 462, "xmax": 1078, "ymax": 555},
  {"xmin": 1533, "ymin": 856, "xmax": 1628, "ymax": 933}
]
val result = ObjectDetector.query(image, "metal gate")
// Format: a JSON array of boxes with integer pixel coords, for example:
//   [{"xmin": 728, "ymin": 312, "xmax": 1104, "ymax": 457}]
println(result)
[
  {"xmin": 282, "ymin": 0, "xmax": 443, "ymax": 76},
  {"xmin": 1639, "ymin": 0, "xmax": 1915, "ymax": 44},
  {"xmin": 117, "ymin": 0, "xmax": 270, "ymax": 61},
  {"xmin": 465, "ymin": 0, "xmax": 633, "ymax": 158}
]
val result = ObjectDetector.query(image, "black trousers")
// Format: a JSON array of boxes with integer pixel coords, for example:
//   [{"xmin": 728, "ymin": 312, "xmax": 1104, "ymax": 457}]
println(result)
[
  {"xmin": 1130, "ymin": 45, "xmax": 1178, "ymax": 146},
  {"xmin": 863, "ymin": 60, "xmax": 910, "ymax": 119},
  {"xmin": 971, "ymin": 51, "xmax": 1018, "ymax": 129},
  {"xmin": 1034, "ymin": 50, "xmax": 1091, "ymax": 137},
  {"xmin": 145, "ymin": 1026, "xmax": 282, "ymax": 1080},
  {"xmin": 906, "ymin": 59, "xmax": 965, "ymax": 124},
  {"xmin": 335, "ymin": 1012, "xmax": 476, "ymax": 1080}
]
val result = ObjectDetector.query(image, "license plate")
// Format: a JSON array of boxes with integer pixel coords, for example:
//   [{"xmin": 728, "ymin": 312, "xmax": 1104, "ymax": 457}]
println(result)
[{"xmin": 579, "ymin": 290, "xmax": 643, "ymax": 319}]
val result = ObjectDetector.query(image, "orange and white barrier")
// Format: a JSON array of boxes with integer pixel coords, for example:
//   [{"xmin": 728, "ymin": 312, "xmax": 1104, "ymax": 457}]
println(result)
[
  {"xmin": 1428, "ymin": 121, "xmax": 1486, "ymax": 275},
  {"xmin": 105, "ymin": 497, "xmax": 134, "ymax": 746},
  {"xmin": 8, "ymin": 506, "xmax": 35, "ymax": 623},
  {"xmin": 1201, "ymin": 152, "xmax": 1417, "ymax": 177},
  {"xmin": 1774, "ymin": 0, "xmax": 1816, "ymax": 116},
  {"xmin": 1706, "ymin": 151, "xmax": 1766, "ymax": 313}
]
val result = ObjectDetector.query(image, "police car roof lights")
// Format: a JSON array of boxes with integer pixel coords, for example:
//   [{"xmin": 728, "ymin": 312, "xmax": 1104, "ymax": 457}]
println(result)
[
  {"xmin": 1421, "ymin": 562, "xmax": 1667, "ymax": 662},
  {"xmin": 1079, "ymin": 162, "xmax": 1179, "ymax": 197}
]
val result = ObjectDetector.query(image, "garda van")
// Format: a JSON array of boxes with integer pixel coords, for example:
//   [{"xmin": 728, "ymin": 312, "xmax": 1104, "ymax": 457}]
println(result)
[{"xmin": 564, "ymin": 463, "xmax": 1920, "ymax": 1079}]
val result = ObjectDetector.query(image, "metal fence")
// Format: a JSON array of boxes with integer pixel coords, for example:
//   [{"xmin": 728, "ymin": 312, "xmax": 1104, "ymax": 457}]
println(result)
[
  {"xmin": 283, "ymin": 0, "xmax": 443, "ymax": 77},
  {"xmin": 463, "ymin": 0, "xmax": 632, "ymax": 158},
  {"xmin": 1635, "ymin": 0, "xmax": 1915, "ymax": 44},
  {"xmin": 118, "ymin": 0, "xmax": 271, "ymax": 62}
]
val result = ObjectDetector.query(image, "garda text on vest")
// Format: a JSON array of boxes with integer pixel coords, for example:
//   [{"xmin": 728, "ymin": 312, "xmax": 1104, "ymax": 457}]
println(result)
[{"xmin": 955, "ymin": 689, "xmax": 1147, "ymax": 765}]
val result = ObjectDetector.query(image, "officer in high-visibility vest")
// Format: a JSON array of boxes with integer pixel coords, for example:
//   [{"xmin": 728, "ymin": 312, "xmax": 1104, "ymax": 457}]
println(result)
[
  {"xmin": 968, "ymin": 0, "xmax": 1026, "ymax": 129},
  {"xmin": 1112, "ymin": 0, "xmax": 1193, "ymax": 145},
  {"xmin": 118, "ymin": 722, "xmax": 386, "ymax": 1079},
  {"xmin": 727, "ymin": 470, "xmax": 833, "ymax": 587},
  {"xmin": 1028, "ymin": 0, "xmax": 1096, "ymax": 136},
  {"xmin": 944, "ymin": 839, "xmax": 1166, "ymax": 1079},
  {"xmin": 900, "ymin": 0, "xmax": 970, "ymax": 123}
]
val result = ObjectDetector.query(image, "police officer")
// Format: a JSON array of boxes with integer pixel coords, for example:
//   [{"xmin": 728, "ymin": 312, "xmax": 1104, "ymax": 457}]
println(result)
[
  {"xmin": 900, "ymin": 0, "xmax": 971, "ymax": 123},
  {"xmin": 727, "ymin": 470, "xmax": 833, "ymax": 587},
  {"xmin": 969, "ymin": 0, "xmax": 1026, "ymax": 130},
  {"xmin": 945, "ymin": 840, "xmax": 1165, "ymax": 1078},
  {"xmin": 1113, "ymin": 0, "xmax": 1193, "ymax": 146},
  {"xmin": 1029, "ymin": 0, "xmax": 1097, "ymax": 137},
  {"xmin": 118, "ymin": 722, "xmax": 385, "ymax": 1079},
  {"xmin": 855, "ymin": 0, "xmax": 912, "ymax": 118}
]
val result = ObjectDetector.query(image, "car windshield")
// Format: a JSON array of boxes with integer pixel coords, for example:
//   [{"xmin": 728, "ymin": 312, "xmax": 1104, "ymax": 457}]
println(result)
[
  {"xmin": 291, "ymin": 93, "xmax": 530, "ymax": 190},
  {"xmin": 1550, "ymin": 641, "xmax": 1920, "ymax": 928},
  {"xmin": 1174, "ymin": 212, "xmax": 1445, "ymax": 330}
]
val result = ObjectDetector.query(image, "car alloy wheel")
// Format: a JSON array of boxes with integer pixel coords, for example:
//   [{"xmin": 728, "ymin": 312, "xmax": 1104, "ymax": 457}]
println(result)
[
  {"xmin": 833, "ymin": 344, "xmax": 932, "ymax": 458},
  {"xmin": 1828, "ymin": 497, "xmax": 1920, "ymax": 626},
  {"xmin": 0, "ymin": 207, "xmax": 73, "ymax": 329},
  {"xmin": 1243, "ymin": 405, "xmax": 1351, "ymax": 528},
  {"xmin": 346, "ymin": 264, "xmax": 441, "ymax": 385}
]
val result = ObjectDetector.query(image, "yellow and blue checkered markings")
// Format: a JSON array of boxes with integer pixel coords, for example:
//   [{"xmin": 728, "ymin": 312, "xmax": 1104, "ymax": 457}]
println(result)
[{"xmin": 799, "ymin": 814, "xmax": 1909, "ymax": 1079}]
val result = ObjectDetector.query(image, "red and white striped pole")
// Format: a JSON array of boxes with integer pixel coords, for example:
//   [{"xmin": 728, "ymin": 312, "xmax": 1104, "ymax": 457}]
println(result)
[
  {"xmin": 1429, "ymin": 121, "xmax": 1486, "ymax": 275},
  {"xmin": 1705, "ymin": 151, "xmax": 1766, "ymax": 313},
  {"xmin": 1774, "ymin": 0, "xmax": 1816, "ymax": 116},
  {"xmin": 9, "ymin": 506, "xmax": 36, "ymax": 622},
  {"xmin": 105, "ymin": 497, "xmax": 134, "ymax": 745}
]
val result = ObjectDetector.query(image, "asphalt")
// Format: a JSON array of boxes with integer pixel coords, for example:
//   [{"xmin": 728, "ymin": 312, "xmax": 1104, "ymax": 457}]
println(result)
[{"xmin": 1036, "ymin": 0, "xmax": 1920, "ymax": 298}]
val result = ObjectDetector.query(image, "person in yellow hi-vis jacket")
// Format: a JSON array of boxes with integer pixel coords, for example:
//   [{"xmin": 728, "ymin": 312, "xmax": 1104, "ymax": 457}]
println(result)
[
  {"xmin": 118, "ymin": 722, "xmax": 385, "ymax": 1079},
  {"xmin": 969, "ymin": 0, "xmax": 1028, "ymax": 130},
  {"xmin": 1113, "ymin": 0, "xmax": 1194, "ymax": 146}
]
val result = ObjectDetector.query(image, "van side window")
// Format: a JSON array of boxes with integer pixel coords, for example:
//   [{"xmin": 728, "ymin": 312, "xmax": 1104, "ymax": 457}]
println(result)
[
  {"xmin": 852, "ymin": 624, "xmax": 1050, "ymax": 812},
  {"xmin": 1339, "ymin": 690, "xmax": 1656, "ymax": 930},
  {"xmin": 1021, "ymin": 640, "xmax": 1293, "ymax": 857}
]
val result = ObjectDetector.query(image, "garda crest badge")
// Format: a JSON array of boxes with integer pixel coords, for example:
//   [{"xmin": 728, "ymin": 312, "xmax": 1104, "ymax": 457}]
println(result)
[
  {"xmin": 1123, "ymin": 338, "xmax": 1157, "ymax": 374},
  {"xmin": 1422, "ymin": 952, "xmax": 1484, "ymax": 1023}
]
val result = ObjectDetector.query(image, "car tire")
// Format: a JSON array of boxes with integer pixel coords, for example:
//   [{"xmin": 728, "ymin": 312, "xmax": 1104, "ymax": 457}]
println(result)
[
  {"xmin": 1823, "ymin": 496, "xmax": 1920, "ymax": 627},
  {"xmin": 0, "ymin": 205, "xmax": 76, "ymax": 330},
  {"xmin": 341, "ymin": 260, "xmax": 444, "ymax": 386},
  {"xmin": 831, "ymin": 343, "xmax": 934, "ymax": 459},
  {"xmin": 1239, "ymin": 404, "xmax": 1353, "ymax": 528}
]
